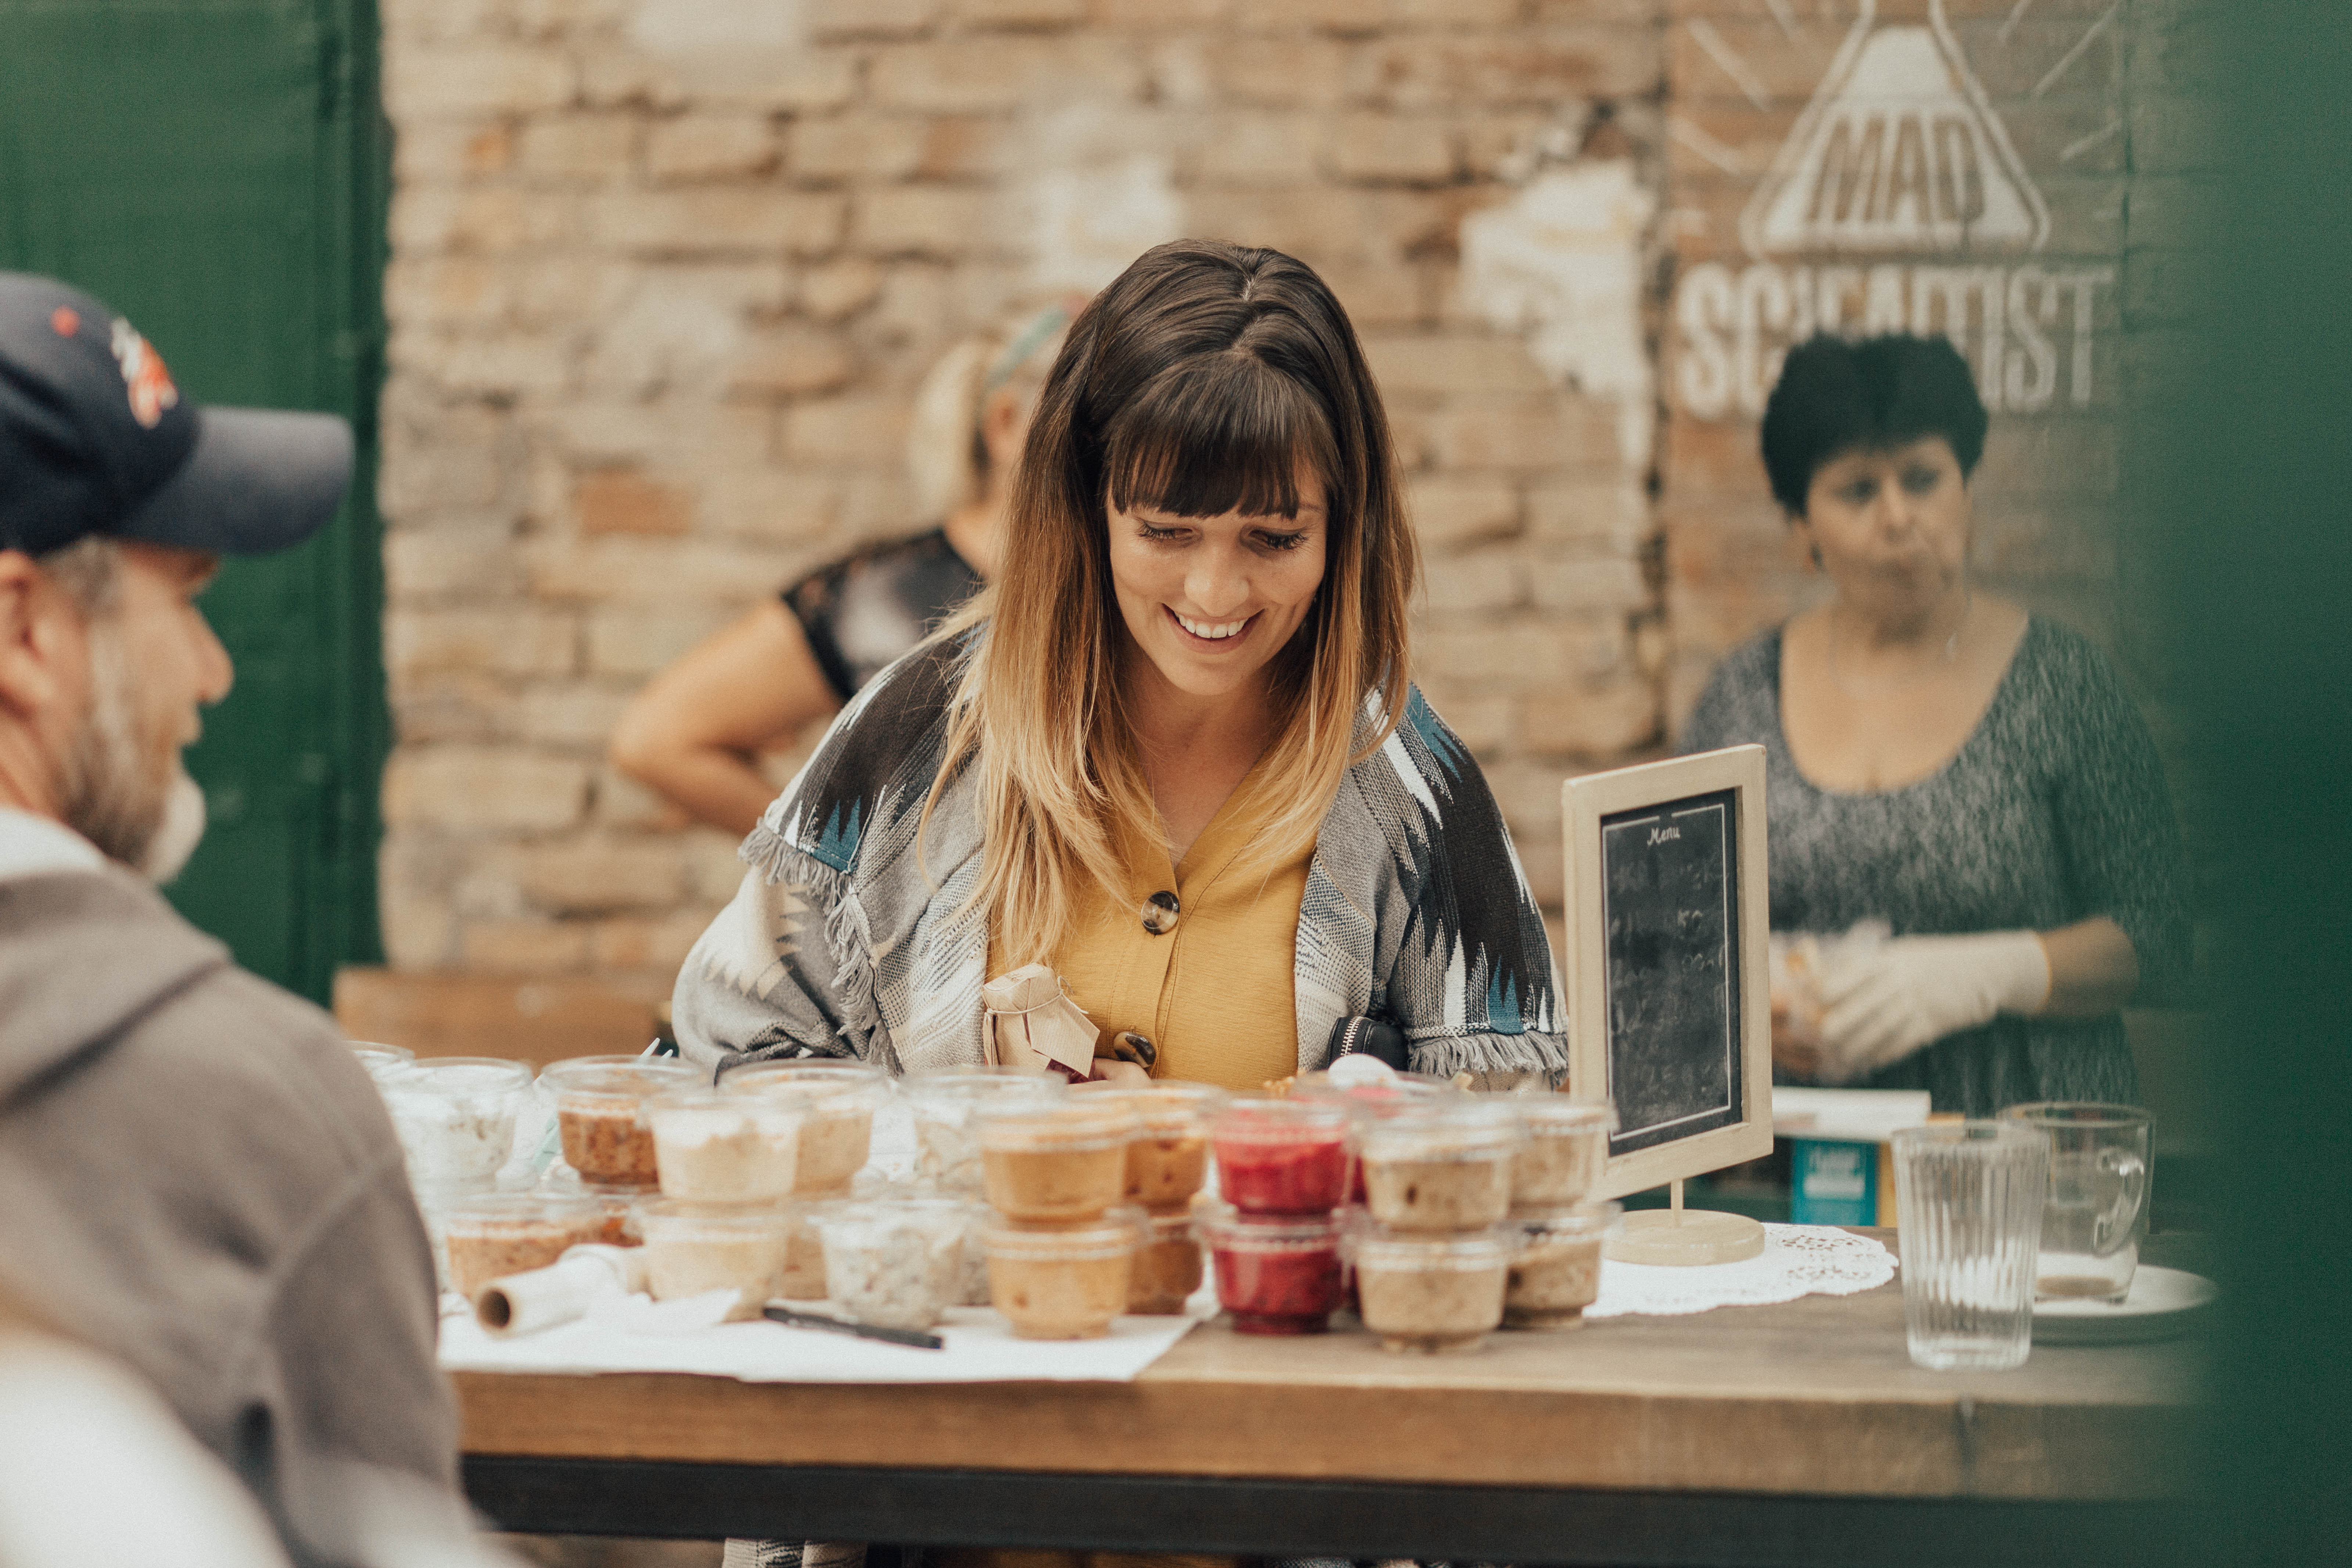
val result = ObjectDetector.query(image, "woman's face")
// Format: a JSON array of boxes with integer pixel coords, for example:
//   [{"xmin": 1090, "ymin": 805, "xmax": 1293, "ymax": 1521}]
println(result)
[
  {"xmin": 1793, "ymin": 435, "xmax": 1972, "ymax": 623},
  {"xmin": 1106, "ymin": 468, "xmax": 1329, "ymax": 709}
]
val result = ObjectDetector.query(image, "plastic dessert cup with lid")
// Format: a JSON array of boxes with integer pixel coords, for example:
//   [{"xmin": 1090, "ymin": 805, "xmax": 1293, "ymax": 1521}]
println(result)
[
  {"xmin": 984, "ymin": 1210, "xmax": 1144, "ymax": 1339},
  {"xmin": 349, "ymin": 1041, "xmax": 415, "ymax": 1080},
  {"xmin": 1203, "ymin": 1211, "xmax": 1346, "ymax": 1334},
  {"xmin": 810, "ymin": 1197, "xmax": 970, "ymax": 1331},
  {"xmin": 1357, "ymin": 1102, "xmax": 1527, "ymax": 1232},
  {"xmin": 635, "ymin": 1199, "xmax": 793, "ymax": 1320},
  {"xmin": 377, "ymin": 1057, "xmax": 534, "ymax": 1185},
  {"xmin": 442, "ymin": 1192, "xmax": 603, "ymax": 1300},
  {"xmin": 1128, "ymin": 1209, "xmax": 1205, "ymax": 1314},
  {"xmin": 1075, "ymin": 1080, "xmax": 1227, "ymax": 1210},
  {"xmin": 1505, "ymin": 1098, "xmax": 1618, "ymax": 1209},
  {"xmin": 1505, "ymin": 1201, "xmax": 1621, "ymax": 1330},
  {"xmin": 649, "ymin": 1090, "xmax": 806, "ymax": 1201},
  {"xmin": 904, "ymin": 1068, "xmax": 1066, "ymax": 1194},
  {"xmin": 1211, "ymin": 1099, "xmax": 1353, "ymax": 1216},
  {"xmin": 719, "ymin": 1062, "xmax": 890, "ymax": 1191},
  {"xmin": 975, "ymin": 1099, "xmax": 1140, "ymax": 1223},
  {"xmin": 542, "ymin": 1057, "xmax": 703, "ymax": 1188},
  {"xmin": 1349, "ymin": 1225, "xmax": 1514, "ymax": 1353}
]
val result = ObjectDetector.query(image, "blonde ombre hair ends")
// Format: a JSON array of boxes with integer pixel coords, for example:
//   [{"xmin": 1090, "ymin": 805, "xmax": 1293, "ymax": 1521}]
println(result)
[{"xmin": 925, "ymin": 240, "xmax": 1417, "ymax": 966}]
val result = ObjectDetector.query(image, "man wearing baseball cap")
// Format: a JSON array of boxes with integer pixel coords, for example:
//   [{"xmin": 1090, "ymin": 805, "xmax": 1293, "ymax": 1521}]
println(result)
[{"xmin": 0, "ymin": 273, "xmax": 483, "ymax": 1565}]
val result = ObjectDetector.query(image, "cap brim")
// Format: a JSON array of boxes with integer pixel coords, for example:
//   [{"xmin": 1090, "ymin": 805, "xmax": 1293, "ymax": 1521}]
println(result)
[{"xmin": 115, "ymin": 405, "xmax": 354, "ymax": 556}]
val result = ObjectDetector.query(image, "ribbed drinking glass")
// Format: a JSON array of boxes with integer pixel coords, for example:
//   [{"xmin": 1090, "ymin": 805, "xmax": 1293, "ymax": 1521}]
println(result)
[{"xmin": 1891, "ymin": 1122, "xmax": 2050, "ymax": 1371}]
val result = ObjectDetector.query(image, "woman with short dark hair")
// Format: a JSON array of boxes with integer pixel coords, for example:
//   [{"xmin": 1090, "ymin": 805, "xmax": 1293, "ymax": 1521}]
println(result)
[
  {"xmin": 1680, "ymin": 333, "xmax": 2190, "ymax": 1113},
  {"xmin": 675, "ymin": 240, "xmax": 1564, "ymax": 1090}
]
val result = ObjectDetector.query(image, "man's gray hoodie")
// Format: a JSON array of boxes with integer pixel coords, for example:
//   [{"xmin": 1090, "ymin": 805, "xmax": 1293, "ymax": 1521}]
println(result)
[{"xmin": 0, "ymin": 865, "xmax": 461, "ymax": 1564}]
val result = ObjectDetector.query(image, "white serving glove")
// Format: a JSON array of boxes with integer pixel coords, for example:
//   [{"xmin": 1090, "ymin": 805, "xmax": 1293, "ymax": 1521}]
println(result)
[{"xmin": 1817, "ymin": 931, "xmax": 2051, "ymax": 1083}]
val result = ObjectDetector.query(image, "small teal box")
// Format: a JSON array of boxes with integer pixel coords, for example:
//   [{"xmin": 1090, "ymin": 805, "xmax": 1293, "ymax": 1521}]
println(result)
[{"xmin": 1790, "ymin": 1137, "xmax": 1880, "ymax": 1227}]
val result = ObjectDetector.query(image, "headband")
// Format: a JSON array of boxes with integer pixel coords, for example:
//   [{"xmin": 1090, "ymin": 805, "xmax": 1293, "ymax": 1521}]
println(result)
[{"xmin": 979, "ymin": 305, "xmax": 1072, "ymax": 395}]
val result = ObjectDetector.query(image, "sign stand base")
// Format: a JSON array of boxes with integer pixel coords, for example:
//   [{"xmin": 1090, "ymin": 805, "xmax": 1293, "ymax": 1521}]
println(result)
[{"xmin": 1603, "ymin": 1180, "xmax": 1768, "ymax": 1266}]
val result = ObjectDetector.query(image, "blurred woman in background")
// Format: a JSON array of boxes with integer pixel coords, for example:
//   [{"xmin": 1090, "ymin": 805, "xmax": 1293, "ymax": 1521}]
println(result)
[
  {"xmin": 608, "ymin": 302, "xmax": 1073, "ymax": 834},
  {"xmin": 1680, "ymin": 334, "xmax": 2190, "ymax": 1114}
]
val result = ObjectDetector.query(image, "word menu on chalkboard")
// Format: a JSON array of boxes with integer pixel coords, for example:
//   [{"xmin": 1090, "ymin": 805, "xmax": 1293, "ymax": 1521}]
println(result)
[
  {"xmin": 1600, "ymin": 788, "xmax": 1741, "ymax": 1155},
  {"xmin": 1564, "ymin": 747, "xmax": 1773, "ymax": 1199}
]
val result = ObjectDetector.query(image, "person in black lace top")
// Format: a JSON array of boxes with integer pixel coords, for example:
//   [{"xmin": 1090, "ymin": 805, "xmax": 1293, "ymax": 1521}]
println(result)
[
  {"xmin": 1680, "ymin": 336, "xmax": 2191, "ymax": 1114},
  {"xmin": 609, "ymin": 304, "xmax": 1071, "ymax": 833}
]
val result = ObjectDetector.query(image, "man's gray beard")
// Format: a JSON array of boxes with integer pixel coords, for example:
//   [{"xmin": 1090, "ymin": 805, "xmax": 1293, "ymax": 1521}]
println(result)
[{"xmin": 54, "ymin": 620, "xmax": 207, "ymax": 883}]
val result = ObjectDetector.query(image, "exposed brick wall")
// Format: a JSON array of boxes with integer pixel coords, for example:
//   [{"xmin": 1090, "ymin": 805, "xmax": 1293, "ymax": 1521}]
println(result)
[{"xmin": 374, "ymin": 0, "xmax": 2171, "ymax": 1000}]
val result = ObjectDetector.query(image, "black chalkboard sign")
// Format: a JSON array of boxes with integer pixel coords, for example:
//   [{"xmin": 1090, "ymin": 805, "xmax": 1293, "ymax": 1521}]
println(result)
[
  {"xmin": 1600, "ymin": 788, "xmax": 1742, "ymax": 1155},
  {"xmin": 1564, "ymin": 746, "xmax": 1772, "ymax": 1199}
]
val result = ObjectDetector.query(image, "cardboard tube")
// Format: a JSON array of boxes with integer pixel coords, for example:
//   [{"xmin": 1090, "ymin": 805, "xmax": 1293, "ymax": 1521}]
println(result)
[{"xmin": 475, "ymin": 1245, "xmax": 649, "ymax": 1336}]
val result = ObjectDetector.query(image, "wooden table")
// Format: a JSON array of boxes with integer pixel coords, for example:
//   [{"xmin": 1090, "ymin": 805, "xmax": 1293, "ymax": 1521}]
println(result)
[{"xmin": 458, "ymin": 1232, "xmax": 2207, "ymax": 1566}]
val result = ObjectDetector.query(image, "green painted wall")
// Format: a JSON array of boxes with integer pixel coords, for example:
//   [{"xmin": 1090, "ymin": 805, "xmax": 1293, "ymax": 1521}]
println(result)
[{"xmin": 0, "ymin": 0, "xmax": 389, "ymax": 1002}]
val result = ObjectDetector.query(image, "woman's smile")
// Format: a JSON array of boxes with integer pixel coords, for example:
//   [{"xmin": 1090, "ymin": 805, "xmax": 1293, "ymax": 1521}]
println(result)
[
  {"xmin": 1168, "ymin": 607, "xmax": 1258, "ymax": 644},
  {"xmin": 1107, "ymin": 469, "xmax": 1329, "ymax": 706}
]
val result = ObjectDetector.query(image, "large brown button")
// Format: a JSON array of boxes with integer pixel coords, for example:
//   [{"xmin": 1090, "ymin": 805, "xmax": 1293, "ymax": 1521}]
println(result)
[{"xmin": 1141, "ymin": 890, "xmax": 1180, "ymax": 935}]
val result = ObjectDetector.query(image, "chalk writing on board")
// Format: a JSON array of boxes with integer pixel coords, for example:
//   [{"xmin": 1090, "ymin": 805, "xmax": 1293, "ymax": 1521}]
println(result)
[{"xmin": 1600, "ymin": 788, "xmax": 1743, "ymax": 1156}]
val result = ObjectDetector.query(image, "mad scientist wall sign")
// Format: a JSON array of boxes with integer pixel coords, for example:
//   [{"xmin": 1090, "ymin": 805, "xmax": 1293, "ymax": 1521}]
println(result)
[{"xmin": 1668, "ymin": 0, "xmax": 2126, "ymax": 421}]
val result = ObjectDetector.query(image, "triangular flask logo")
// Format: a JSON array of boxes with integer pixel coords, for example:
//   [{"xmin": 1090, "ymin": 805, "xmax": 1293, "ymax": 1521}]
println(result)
[{"xmin": 1742, "ymin": 0, "xmax": 2048, "ymax": 258}]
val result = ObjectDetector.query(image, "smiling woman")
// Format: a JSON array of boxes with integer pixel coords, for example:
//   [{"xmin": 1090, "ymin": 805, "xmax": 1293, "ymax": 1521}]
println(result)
[{"xmin": 673, "ymin": 240, "xmax": 1567, "ymax": 1095}]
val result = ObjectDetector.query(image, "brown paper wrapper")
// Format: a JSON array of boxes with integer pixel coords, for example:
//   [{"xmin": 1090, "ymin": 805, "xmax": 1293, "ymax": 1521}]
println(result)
[{"xmin": 982, "ymin": 963, "xmax": 1098, "ymax": 1080}]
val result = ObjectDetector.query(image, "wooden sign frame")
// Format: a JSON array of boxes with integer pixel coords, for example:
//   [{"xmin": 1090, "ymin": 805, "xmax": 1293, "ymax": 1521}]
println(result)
[{"xmin": 1563, "ymin": 745, "xmax": 1774, "ymax": 1203}]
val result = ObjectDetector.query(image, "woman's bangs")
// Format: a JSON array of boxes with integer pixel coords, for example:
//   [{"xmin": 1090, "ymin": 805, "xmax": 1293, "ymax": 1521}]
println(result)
[{"xmin": 1105, "ymin": 354, "xmax": 1338, "ymax": 520}]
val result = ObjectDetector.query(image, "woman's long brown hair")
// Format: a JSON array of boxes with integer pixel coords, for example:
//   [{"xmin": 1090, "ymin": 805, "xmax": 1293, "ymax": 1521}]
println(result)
[{"xmin": 924, "ymin": 240, "xmax": 1417, "ymax": 965}]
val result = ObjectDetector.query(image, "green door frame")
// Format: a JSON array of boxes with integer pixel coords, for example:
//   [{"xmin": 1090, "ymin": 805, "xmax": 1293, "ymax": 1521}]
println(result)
[{"xmin": 0, "ymin": 0, "xmax": 391, "ymax": 1003}]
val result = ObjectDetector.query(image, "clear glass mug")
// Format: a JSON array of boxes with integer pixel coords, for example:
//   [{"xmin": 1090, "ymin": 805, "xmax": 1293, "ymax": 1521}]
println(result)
[
  {"xmin": 1998, "ymin": 1102, "xmax": 2152, "ymax": 1303},
  {"xmin": 1891, "ymin": 1121, "xmax": 2049, "ymax": 1371}
]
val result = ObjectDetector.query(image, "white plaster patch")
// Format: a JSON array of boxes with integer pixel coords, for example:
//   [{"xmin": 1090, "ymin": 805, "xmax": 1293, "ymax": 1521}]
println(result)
[
  {"xmin": 1459, "ymin": 160, "xmax": 1657, "ymax": 467},
  {"xmin": 1012, "ymin": 106, "xmax": 1189, "ymax": 295}
]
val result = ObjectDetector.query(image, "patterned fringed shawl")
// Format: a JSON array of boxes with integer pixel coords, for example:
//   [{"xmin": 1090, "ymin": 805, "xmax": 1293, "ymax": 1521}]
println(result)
[{"xmin": 671, "ymin": 636, "xmax": 1568, "ymax": 1081}]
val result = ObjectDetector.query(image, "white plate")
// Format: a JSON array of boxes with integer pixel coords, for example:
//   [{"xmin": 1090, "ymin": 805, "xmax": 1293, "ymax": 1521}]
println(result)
[{"xmin": 2032, "ymin": 1264, "xmax": 2218, "ymax": 1345}]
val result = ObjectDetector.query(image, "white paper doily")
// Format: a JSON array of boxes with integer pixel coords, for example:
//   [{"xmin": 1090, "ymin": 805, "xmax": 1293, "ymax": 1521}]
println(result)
[{"xmin": 1585, "ymin": 1223, "xmax": 1896, "ymax": 1318}]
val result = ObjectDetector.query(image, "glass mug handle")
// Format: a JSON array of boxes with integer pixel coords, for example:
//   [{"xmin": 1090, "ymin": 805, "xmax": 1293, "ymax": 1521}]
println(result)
[{"xmin": 2091, "ymin": 1148, "xmax": 2149, "ymax": 1255}]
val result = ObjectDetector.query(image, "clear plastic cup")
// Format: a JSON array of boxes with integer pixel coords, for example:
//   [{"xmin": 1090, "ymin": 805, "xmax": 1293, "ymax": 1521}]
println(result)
[
  {"xmin": 649, "ymin": 1090, "xmax": 807, "ymax": 1201},
  {"xmin": 1211, "ymin": 1098, "xmax": 1353, "ymax": 1216},
  {"xmin": 377, "ymin": 1057, "xmax": 534, "ymax": 1185},
  {"xmin": 1348, "ymin": 1223, "xmax": 1515, "ymax": 1354},
  {"xmin": 1201, "ymin": 1209, "xmax": 1346, "ymax": 1335},
  {"xmin": 809, "ymin": 1197, "xmax": 970, "ymax": 1331},
  {"xmin": 903, "ymin": 1068, "xmax": 1067, "ymax": 1195},
  {"xmin": 1503, "ymin": 1097, "xmax": 1617, "ymax": 1209},
  {"xmin": 1503, "ymin": 1201, "xmax": 1621, "ymax": 1330},
  {"xmin": 635, "ymin": 1199, "xmax": 794, "ymax": 1320},
  {"xmin": 1127, "ymin": 1209, "xmax": 1205, "ymax": 1315},
  {"xmin": 983, "ymin": 1209, "xmax": 1145, "ymax": 1339},
  {"xmin": 974, "ymin": 1098, "xmax": 1140, "ymax": 1223},
  {"xmin": 1356, "ymin": 1102, "xmax": 1526, "ymax": 1232},
  {"xmin": 1073, "ymin": 1080, "xmax": 1227, "ymax": 1210},
  {"xmin": 1892, "ymin": 1121, "xmax": 2049, "ymax": 1371},
  {"xmin": 718, "ymin": 1062, "xmax": 892, "ymax": 1191},
  {"xmin": 442, "ymin": 1192, "xmax": 603, "ymax": 1300},
  {"xmin": 541, "ymin": 1057, "xmax": 703, "ymax": 1188},
  {"xmin": 349, "ymin": 1041, "xmax": 415, "ymax": 1080}
]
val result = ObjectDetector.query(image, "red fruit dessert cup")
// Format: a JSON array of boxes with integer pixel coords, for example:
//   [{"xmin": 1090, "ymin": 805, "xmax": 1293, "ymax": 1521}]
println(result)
[
  {"xmin": 1211, "ymin": 1099, "xmax": 1352, "ymax": 1215},
  {"xmin": 1203, "ymin": 1209, "xmax": 1346, "ymax": 1335}
]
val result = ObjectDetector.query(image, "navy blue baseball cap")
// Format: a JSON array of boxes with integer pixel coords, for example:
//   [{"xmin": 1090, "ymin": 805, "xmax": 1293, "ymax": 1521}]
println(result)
[{"xmin": 0, "ymin": 271, "xmax": 352, "ymax": 558}]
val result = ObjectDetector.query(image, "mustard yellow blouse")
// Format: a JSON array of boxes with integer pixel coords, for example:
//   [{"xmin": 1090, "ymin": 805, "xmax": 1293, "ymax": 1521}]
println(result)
[{"xmin": 988, "ymin": 771, "xmax": 1313, "ymax": 1092}]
